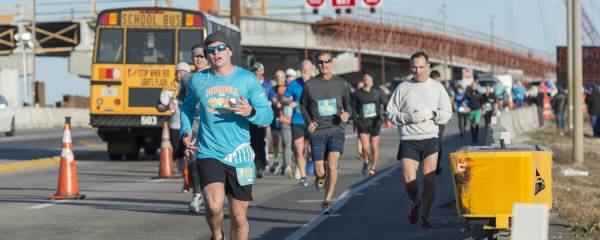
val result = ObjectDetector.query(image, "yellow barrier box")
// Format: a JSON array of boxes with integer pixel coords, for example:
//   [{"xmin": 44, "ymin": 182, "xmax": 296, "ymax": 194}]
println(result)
[{"xmin": 449, "ymin": 145, "xmax": 552, "ymax": 229}]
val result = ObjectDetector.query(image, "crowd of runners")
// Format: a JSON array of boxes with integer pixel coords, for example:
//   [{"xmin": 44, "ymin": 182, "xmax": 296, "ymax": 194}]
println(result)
[{"xmin": 158, "ymin": 31, "xmax": 484, "ymax": 239}]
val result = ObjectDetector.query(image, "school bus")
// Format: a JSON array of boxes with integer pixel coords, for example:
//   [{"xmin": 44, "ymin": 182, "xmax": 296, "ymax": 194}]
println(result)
[{"xmin": 90, "ymin": 7, "xmax": 241, "ymax": 160}]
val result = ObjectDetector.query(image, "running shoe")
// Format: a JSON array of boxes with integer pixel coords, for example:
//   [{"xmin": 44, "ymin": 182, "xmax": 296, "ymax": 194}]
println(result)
[
  {"xmin": 361, "ymin": 162, "xmax": 369, "ymax": 175},
  {"xmin": 299, "ymin": 176, "xmax": 308, "ymax": 187},
  {"xmin": 408, "ymin": 201, "xmax": 420, "ymax": 224},
  {"xmin": 188, "ymin": 193, "xmax": 203, "ymax": 213},
  {"xmin": 315, "ymin": 177, "xmax": 326, "ymax": 192},
  {"xmin": 420, "ymin": 216, "xmax": 432, "ymax": 230},
  {"xmin": 321, "ymin": 201, "xmax": 333, "ymax": 214}
]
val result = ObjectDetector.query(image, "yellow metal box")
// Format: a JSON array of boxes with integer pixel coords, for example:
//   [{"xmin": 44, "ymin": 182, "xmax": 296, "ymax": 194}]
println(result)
[{"xmin": 449, "ymin": 146, "xmax": 552, "ymax": 229}]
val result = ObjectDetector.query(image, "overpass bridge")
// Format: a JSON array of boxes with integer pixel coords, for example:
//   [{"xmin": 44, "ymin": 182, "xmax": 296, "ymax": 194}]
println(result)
[{"xmin": 0, "ymin": 9, "xmax": 555, "ymax": 87}]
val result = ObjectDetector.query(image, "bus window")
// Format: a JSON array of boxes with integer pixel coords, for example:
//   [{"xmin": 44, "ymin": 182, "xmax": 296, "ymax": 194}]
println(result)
[
  {"xmin": 126, "ymin": 30, "xmax": 174, "ymax": 64},
  {"xmin": 179, "ymin": 30, "xmax": 203, "ymax": 63},
  {"xmin": 96, "ymin": 28, "xmax": 123, "ymax": 63}
]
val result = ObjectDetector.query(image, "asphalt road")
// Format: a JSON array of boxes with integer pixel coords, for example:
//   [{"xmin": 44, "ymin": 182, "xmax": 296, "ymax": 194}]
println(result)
[{"xmin": 0, "ymin": 117, "xmax": 573, "ymax": 239}]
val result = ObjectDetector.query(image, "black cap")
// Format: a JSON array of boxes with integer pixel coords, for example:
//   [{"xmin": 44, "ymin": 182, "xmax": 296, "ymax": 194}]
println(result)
[{"xmin": 203, "ymin": 31, "xmax": 233, "ymax": 54}]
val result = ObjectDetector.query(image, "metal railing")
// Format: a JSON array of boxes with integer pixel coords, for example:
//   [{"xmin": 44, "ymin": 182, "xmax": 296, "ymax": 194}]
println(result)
[{"xmin": 338, "ymin": 8, "xmax": 554, "ymax": 63}]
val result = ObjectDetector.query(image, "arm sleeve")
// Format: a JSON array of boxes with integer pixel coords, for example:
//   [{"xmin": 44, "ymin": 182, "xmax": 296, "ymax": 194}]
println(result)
[
  {"xmin": 283, "ymin": 82, "xmax": 294, "ymax": 99},
  {"xmin": 247, "ymin": 75, "xmax": 274, "ymax": 126},
  {"xmin": 433, "ymin": 85, "xmax": 453, "ymax": 125},
  {"xmin": 386, "ymin": 86, "xmax": 411, "ymax": 125},
  {"xmin": 342, "ymin": 83, "xmax": 352, "ymax": 115},
  {"xmin": 300, "ymin": 86, "xmax": 313, "ymax": 124},
  {"xmin": 351, "ymin": 92, "xmax": 359, "ymax": 120},
  {"xmin": 179, "ymin": 79, "xmax": 196, "ymax": 138}
]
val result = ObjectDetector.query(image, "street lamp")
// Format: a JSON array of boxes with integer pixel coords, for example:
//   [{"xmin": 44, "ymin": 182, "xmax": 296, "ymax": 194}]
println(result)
[{"xmin": 14, "ymin": 31, "xmax": 34, "ymax": 106}]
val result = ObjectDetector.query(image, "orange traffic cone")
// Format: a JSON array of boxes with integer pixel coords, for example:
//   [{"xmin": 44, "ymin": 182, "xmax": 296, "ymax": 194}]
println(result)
[
  {"xmin": 50, "ymin": 117, "xmax": 85, "ymax": 200},
  {"xmin": 152, "ymin": 122, "xmax": 176, "ymax": 179},
  {"xmin": 182, "ymin": 161, "xmax": 192, "ymax": 191}
]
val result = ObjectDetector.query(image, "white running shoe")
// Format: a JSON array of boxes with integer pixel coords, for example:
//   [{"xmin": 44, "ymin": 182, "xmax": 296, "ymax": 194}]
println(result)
[{"xmin": 188, "ymin": 193, "xmax": 203, "ymax": 213}]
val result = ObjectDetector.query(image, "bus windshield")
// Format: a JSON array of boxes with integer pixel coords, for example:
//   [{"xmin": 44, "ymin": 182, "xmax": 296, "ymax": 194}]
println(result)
[
  {"xmin": 126, "ymin": 30, "xmax": 174, "ymax": 64},
  {"xmin": 96, "ymin": 28, "xmax": 123, "ymax": 63}
]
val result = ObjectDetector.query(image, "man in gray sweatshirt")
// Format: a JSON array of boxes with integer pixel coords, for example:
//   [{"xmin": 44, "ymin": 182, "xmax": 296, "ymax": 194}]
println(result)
[
  {"xmin": 386, "ymin": 52, "xmax": 452, "ymax": 230},
  {"xmin": 300, "ymin": 51, "xmax": 352, "ymax": 214}
]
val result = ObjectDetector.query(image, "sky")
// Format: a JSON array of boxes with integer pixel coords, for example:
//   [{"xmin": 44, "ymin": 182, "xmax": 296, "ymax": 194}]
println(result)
[{"xmin": 2, "ymin": 0, "xmax": 599, "ymax": 105}]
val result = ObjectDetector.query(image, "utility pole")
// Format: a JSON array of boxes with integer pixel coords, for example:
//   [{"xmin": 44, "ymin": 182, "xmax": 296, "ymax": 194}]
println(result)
[
  {"xmin": 490, "ymin": 14, "xmax": 495, "ymax": 74},
  {"xmin": 440, "ymin": 4, "xmax": 448, "ymax": 79},
  {"xmin": 31, "ymin": 0, "xmax": 37, "ymax": 105},
  {"xmin": 567, "ymin": 0, "xmax": 574, "ymax": 131},
  {"xmin": 231, "ymin": 0, "xmax": 241, "ymax": 27},
  {"xmin": 302, "ymin": 6, "xmax": 308, "ymax": 60},
  {"xmin": 572, "ymin": 0, "xmax": 584, "ymax": 165}
]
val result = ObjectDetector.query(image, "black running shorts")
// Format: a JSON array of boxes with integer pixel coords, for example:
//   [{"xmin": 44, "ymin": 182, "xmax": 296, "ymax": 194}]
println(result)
[
  {"xmin": 197, "ymin": 158, "xmax": 253, "ymax": 201},
  {"xmin": 396, "ymin": 138, "xmax": 439, "ymax": 162},
  {"xmin": 356, "ymin": 118, "xmax": 383, "ymax": 136},
  {"xmin": 291, "ymin": 124, "xmax": 309, "ymax": 141}
]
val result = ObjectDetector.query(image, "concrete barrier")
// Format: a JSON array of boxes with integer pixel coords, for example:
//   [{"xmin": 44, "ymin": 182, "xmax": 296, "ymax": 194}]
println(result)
[
  {"xmin": 14, "ymin": 107, "xmax": 89, "ymax": 129},
  {"xmin": 486, "ymin": 106, "xmax": 540, "ymax": 145}
]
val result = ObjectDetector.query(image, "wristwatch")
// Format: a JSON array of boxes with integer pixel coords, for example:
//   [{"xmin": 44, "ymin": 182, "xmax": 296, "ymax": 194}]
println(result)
[{"xmin": 248, "ymin": 107, "xmax": 256, "ymax": 117}]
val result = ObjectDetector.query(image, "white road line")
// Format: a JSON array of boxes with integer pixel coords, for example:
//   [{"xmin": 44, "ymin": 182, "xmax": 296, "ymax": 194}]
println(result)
[
  {"xmin": 285, "ymin": 164, "xmax": 401, "ymax": 240},
  {"xmin": 27, "ymin": 200, "xmax": 71, "ymax": 210},
  {"xmin": 150, "ymin": 178, "xmax": 170, "ymax": 183}
]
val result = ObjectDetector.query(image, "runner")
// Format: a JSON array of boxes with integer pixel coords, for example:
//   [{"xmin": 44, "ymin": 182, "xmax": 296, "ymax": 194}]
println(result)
[
  {"xmin": 182, "ymin": 44, "xmax": 211, "ymax": 213},
  {"xmin": 283, "ymin": 60, "xmax": 313, "ymax": 186},
  {"xmin": 351, "ymin": 73, "xmax": 387, "ymax": 176},
  {"xmin": 300, "ymin": 51, "xmax": 352, "ymax": 214},
  {"xmin": 386, "ymin": 52, "xmax": 452, "ymax": 229},
  {"xmin": 180, "ymin": 32, "xmax": 273, "ymax": 240}
]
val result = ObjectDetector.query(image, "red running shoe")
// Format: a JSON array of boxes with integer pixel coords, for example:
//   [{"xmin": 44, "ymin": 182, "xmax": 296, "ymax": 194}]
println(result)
[
  {"xmin": 420, "ymin": 216, "xmax": 432, "ymax": 230},
  {"xmin": 408, "ymin": 201, "xmax": 420, "ymax": 224}
]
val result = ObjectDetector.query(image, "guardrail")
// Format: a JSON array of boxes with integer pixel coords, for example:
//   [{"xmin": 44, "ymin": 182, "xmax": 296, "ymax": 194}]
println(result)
[
  {"xmin": 486, "ymin": 106, "xmax": 541, "ymax": 146},
  {"xmin": 14, "ymin": 107, "xmax": 89, "ymax": 129}
]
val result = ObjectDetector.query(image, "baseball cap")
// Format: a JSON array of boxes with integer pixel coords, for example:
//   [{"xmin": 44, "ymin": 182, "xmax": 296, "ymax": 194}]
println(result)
[
  {"xmin": 203, "ymin": 31, "xmax": 233, "ymax": 53},
  {"xmin": 252, "ymin": 62, "xmax": 264, "ymax": 71},
  {"xmin": 175, "ymin": 62, "xmax": 190, "ymax": 72}
]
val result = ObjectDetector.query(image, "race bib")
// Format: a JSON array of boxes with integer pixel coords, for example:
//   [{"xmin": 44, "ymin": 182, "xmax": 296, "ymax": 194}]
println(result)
[
  {"xmin": 484, "ymin": 103, "xmax": 493, "ymax": 111},
  {"xmin": 362, "ymin": 103, "xmax": 377, "ymax": 118},
  {"xmin": 236, "ymin": 165, "xmax": 255, "ymax": 186},
  {"xmin": 317, "ymin": 98, "xmax": 337, "ymax": 116},
  {"xmin": 283, "ymin": 106, "xmax": 293, "ymax": 117}
]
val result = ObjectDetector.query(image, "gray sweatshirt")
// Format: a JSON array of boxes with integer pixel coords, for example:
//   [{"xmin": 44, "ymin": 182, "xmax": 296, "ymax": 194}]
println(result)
[
  {"xmin": 386, "ymin": 78, "xmax": 452, "ymax": 140},
  {"xmin": 300, "ymin": 75, "xmax": 352, "ymax": 135}
]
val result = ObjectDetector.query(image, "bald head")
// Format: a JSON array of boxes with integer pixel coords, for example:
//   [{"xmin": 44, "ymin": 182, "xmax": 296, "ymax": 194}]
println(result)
[{"xmin": 300, "ymin": 60, "xmax": 313, "ymax": 81}]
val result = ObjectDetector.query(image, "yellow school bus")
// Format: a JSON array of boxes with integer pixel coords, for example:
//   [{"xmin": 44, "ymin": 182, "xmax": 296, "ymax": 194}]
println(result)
[{"xmin": 90, "ymin": 7, "xmax": 241, "ymax": 160}]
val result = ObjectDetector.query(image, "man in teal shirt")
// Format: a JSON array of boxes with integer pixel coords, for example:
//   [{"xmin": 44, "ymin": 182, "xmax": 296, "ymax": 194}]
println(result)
[{"xmin": 180, "ymin": 32, "xmax": 273, "ymax": 240}]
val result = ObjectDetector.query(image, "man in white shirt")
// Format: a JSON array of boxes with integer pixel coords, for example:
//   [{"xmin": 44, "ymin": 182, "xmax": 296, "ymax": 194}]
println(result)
[{"xmin": 386, "ymin": 52, "xmax": 452, "ymax": 230}]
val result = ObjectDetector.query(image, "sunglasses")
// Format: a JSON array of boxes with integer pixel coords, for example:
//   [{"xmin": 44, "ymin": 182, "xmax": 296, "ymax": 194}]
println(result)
[
  {"xmin": 317, "ymin": 59, "xmax": 332, "ymax": 65},
  {"xmin": 194, "ymin": 55, "xmax": 205, "ymax": 58},
  {"xmin": 206, "ymin": 44, "xmax": 228, "ymax": 54}
]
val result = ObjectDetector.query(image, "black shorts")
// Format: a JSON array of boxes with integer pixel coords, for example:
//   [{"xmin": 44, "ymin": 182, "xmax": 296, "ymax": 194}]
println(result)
[
  {"xmin": 356, "ymin": 118, "xmax": 383, "ymax": 136},
  {"xmin": 169, "ymin": 129, "xmax": 184, "ymax": 159},
  {"xmin": 197, "ymin": 158, "xmax": 253, "ymax": 201},
  {"xmin": 291, "ymin": 124, "xmax": 309, "ymax": 141},
  {"xmin": 396, "ymin": 138, "xmax": 439, "ymax": 162}
]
